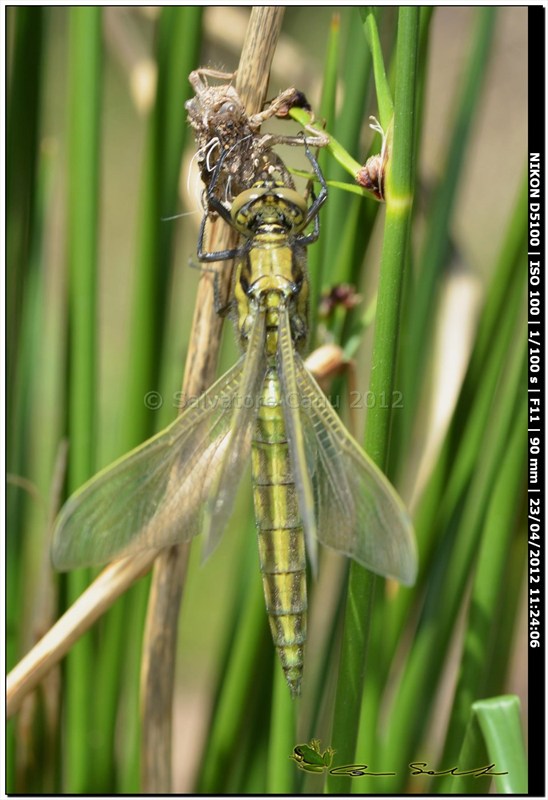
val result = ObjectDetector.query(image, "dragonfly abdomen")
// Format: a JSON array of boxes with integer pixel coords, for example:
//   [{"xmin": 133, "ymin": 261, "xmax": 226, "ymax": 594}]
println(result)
[{"xmin": 252, "ymin": 366, "xmax": 307, "ymax": 697}]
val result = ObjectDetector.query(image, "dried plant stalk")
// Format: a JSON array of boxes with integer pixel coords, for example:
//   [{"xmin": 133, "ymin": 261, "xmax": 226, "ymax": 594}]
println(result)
[
  {"xmin": 7, "ymin": 551, "xmax": 154, "ymax": 717},
  {"xmin": 139, "ymin": 7, "xmax": 286, "ymax": 792}
]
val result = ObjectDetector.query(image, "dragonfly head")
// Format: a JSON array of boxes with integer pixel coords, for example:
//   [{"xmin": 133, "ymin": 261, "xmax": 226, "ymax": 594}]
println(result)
[{"xmin": 231, "ymin": 182, "xmax": 309, "ymax": 236}]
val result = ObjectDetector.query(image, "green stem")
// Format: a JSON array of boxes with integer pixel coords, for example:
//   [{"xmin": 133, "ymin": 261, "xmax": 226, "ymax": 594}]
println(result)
[
  {"xmin": 121, "ymin": 7, "xmax": 203, "ymax": 451},
  {"xmin": 325, "ymin": 9, "xmax": 419, "ymax": 793},
  {"xmin": 197, "ymin": 568, "xmax": 269, "ymax": 793},
  {"xmin": 384, "ymin": 169, "xmax": 528, "ymax": 665},
  {"xmin": 266, "ymin": 662, "xmax": 297, "ymax": 793},
  {"xmin": 400, "ymin": 7, "xmax": 497, "ymax": 443},
  {"xmin": 454, "ymin": 696, "xmax": 528, "ymax": 794},
  {"xmin": 6, "ymin": 8, "xmax": 44, "ymax": 790},
  {"xmin": 381, "ymin": 313, "xmax": 526, "ymax": 792},
  {"xmin": 308, "ymin": 13, "xmax": 341, "ymax": 339},
  {"xmin": 437, "ymin": 388, "xmax": 526, "ymax": 787},
  {"xmin": 103, "ymin": 9, "xmax": 203, "ymax": 790},
  {"xmin": 65, "ymin": 7, "xmax": 102, "ymax": 792},
  {"xmin": 361, "ymin": 8, "xmax": 394, "ymax": 127}
]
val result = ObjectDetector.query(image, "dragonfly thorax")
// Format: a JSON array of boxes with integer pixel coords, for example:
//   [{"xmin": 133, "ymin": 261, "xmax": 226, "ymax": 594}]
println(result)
[
  {"xmin": 235, "ymin": 221, "xmax": 309, "ymax": 357},
  {"xmin": 236, "ymin": 274, "xmax": 308, "ymax": 357}
]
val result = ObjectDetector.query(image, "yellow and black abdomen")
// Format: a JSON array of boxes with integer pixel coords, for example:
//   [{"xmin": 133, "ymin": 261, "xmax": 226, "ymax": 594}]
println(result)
[{"xmin": 251, "ymin": 366, "xmax": 307, "ymax": 697}]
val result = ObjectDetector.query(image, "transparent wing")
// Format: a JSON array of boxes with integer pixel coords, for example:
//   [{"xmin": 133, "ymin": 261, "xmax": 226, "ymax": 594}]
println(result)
[
  {"xmin": 277, "ymin": 305, "xmax": 318, "ymax": 574},
  {"xmin": 52, "ymin": 356, "xmax": 257, "ymax": 571},
  {"xmin": 294, "ymin": 355, "xmax": 417, "ymax": 586},
  {"xmin": 201, "ymin": 308, "xmax": 267, "ymax": 558}
]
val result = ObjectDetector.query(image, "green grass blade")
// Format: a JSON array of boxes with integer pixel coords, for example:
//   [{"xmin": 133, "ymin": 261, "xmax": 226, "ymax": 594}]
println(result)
[
  {"xmin": 65, "ymin": 6, "xmax": 101, "ymax": 489},
  {"xmin": 361, "ymin": 8, "xmax": 394, "ymax": 127},
  {"xmin": 474, "ymin": 697, "xmax": 528, "ymax": 793},
  {"xmin": 7, "ymin": 7, "xmax": 43, "ymax": 426},
  {"xmin": 325, "ymin": 10, "xmax": 420, "ymax": 793},
  {"xmin": 420, "ymin": 275, "xmax": 526, "ymax": 564},
  {"xmin": 91, "ymin": 9, "xmax": 204, "ymax": 791},
  {"xmin": 325, "ymin": 573, "xmax": 376, "ymax": 795},
  {"xmin": 398, "ymin": 7, "xmax": 497, "ymax": 453},
  {"xmin": 385, "ymin": 166, "xmax": 527, "ymax": 661},
  {"xmin": 438, "ymin": 381, "xmax": 526, "ymax": 775},
  {"xmin": 9, "ymin": 152, "xmax": 62, "ymax": 796},
  {"xmin": 12, "ymin": 144, "xmax": 66, "ymax": 796},
  {"xmin": 351, "ymin": 5, "xmax": 421, "ymax": 773},
  {"xmin": 462, "ymin": 170, "xmax": 528, "ymax": 391},
  {"xmin": 266, "ymin": 663, "xmax": 297, "ymax": 793},
  {"xmin": 6, "ymin": 6, "xmax": 44, "ymax": 694},
  {"xmin": 63, "ymin": 8, "xmax": 102, "ymax": 792},
  {"xmin": 364, "ymin": 7, "xmax": 417, "ymax": 469},
  {"xmin": 380, "ymin": 311, "xmax": 526, "ymax": 792},
  {"xmin": 120, "ymin": 6, "xmax": 203, "ymax": 451},
  {"xmin": 412, "ymin": 7, "xmax": 434, "ymax": 167},
  {"xmin": 196, "ymin": 564, "xmax": 269, "ymax": 793},
  {"xmin": 308, "ymin": 12, "xmax": 341, "ymax": 337},
  {"xmin": 451, "ymin": 696, "xmax": 528, "ymax": 794},
  {"xmin": 321, "ymin": 9, "xmax": 373, "ymax": 290},
  {"xmin": 6, "ymin": 9, "xmax": 44, "ymax": 790},
  {"xmin": 318, "ymin": 13, "xmax": 340, "ymax": 143},
  {"xmin": 116, "ymin": 579, "xmax": 152, "ymax": 793}
]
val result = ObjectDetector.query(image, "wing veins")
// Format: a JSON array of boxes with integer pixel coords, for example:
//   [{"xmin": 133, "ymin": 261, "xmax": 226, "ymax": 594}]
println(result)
[
  {"xmin": 52, "ymin": 358, "xmax": 248, "ymax": 569},
  {"xmin": 293, "ymin": 355, "xmax": 417, "ymax": 586}
]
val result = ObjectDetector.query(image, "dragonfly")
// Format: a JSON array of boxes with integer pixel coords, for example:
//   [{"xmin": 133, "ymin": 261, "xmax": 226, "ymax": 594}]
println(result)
[{"xmin": 52, "ymin": 143, "xmax": 417, "ymax": 697}]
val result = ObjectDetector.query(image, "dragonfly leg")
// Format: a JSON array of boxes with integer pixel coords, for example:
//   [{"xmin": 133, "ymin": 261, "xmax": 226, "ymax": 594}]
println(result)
[
  {"xmin": 295, "ymin": 142, "xmax": 328, "ymax": 246},
  {"xmin": 187, "ymin": 251, "xmax": 233, "ymax": 315},
  {"xmin": 297, "ymin": 185, "xmax": 320, "ymax": 246},
  {"xmin": 197, "ymin": 147, "xmax": 243, "ymax": 263},
  {"xmin": 302, "ymin": 141, "xmax": 328, "ymax": 225},
  {"xmin": 196, "ymin": 210, "xmax": 242, "ymax": 263},
  {"xmin": 202, "ymin": 147, "xmax": 234, "ymax": 225}
]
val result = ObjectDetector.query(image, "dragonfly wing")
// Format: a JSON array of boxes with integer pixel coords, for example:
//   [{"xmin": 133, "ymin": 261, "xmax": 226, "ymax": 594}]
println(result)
[
  {"xmin": 52, "ymin": 357, "xmax": 251, "ymax": 570},
  {"xmin": 201, "ymin": 308, "xmax": 267, "ymax": 558},
  {"xmin": 294, "ymin": 355, "xmax": 417, "ymax": 586},
  {"xmin": 277, "ymin": 305, "xmax": 319, "ymax": 574}
]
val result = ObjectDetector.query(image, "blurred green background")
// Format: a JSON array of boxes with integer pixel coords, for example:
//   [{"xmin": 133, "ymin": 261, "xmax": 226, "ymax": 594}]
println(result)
[{"xmin": 7, "ymin": 7, "xmax": 528, "ymax": 794}]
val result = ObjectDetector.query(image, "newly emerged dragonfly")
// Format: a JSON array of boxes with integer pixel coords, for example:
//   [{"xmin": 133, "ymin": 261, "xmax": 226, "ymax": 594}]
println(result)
[{"xmin": 52, "ymin": 145, "xmax": 417, "ymax": 696}]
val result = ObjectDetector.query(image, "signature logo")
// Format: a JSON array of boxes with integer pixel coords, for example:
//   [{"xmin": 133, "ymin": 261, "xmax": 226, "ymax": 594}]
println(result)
[
  {"xmin": 290, "ymin": 740, "xmax": 508, "ymax": 778},
  {"xmin": 290, "ymin": 739, "xmax": 334, "ymax": 773}
]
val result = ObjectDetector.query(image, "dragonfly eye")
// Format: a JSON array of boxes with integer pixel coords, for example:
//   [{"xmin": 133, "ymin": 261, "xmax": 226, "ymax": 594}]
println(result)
[{"xmin": 217, "ymin": 101, "xmax": 238, "ymax": 114}]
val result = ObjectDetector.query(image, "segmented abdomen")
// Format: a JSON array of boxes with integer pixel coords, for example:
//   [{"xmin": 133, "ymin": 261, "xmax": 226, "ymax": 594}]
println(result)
[{"xmin": 251, "ymin": 366, "xmax": 307, "ymax": 697}]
